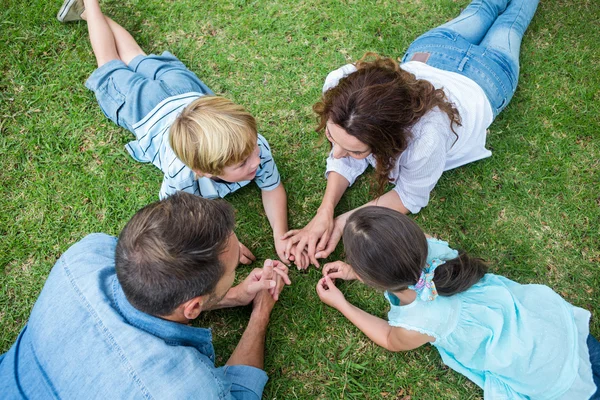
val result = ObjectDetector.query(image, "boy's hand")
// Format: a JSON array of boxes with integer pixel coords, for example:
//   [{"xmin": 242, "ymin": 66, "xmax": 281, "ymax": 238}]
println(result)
[
  {"xmin": 322, "ymin": 261, "xmax": 358, "ymax": 281},
  {"xmin": 238, "ymin": 242, "xmax": 256, "ymax": 265},
  {"xmin": 316, "ymin": 276, "xmax": 347, "ymax": 309},
  {"xmin": 282, "ymin": 208, "xmax": 335, "ymax": 269},
  {"xmin": 274, "ymin": 236, "xmax": 291, "ymax": 265}
]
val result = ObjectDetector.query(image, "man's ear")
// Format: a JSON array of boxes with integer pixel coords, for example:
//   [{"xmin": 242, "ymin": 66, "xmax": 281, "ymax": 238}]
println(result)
[{"xmin": 182, "ymin": 296, "xmax": 205, "ymax": 320}]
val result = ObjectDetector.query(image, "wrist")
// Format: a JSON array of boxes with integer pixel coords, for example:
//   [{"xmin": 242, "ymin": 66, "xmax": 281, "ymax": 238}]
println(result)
[{"xmin": 317, "ymin": 204, "xmax": 334, "ymax": 217}]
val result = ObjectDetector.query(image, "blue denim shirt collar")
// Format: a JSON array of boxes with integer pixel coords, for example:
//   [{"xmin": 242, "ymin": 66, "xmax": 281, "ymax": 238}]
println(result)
[{"xmin": 111, "ymin": 277, "xmax": 216, "ymax": 362}]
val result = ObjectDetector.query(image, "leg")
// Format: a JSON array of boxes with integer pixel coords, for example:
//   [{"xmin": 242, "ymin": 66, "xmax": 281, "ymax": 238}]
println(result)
[
  {"xmin": 81, "ymin": 0, "xmax": 119, "ymax": 67},
  {"xmin": 588, "ymin": 335, "xmax": 600, "ymax": 398},
  {"xmin": 81, "ymin": 0, "xmax": 145, "ymax": 67},
  {"xmin": 436, "ymin": 0, "xmax": 510, "ymax": 45},
  {"xmin": 479, "ymin": 0, "xmax": 539, "ymax": 78}
]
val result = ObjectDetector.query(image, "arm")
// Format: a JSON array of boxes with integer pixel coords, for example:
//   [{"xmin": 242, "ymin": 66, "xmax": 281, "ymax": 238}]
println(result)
[
  {"xmin": 261, "ymin": 184, "xmax": 289, "ymax": 263},
  {"xmin": 207, "ymin": 260, "xmax": 291, "ymax": 310},
  {"xmin": 337, "ymin": 301, "xmax": 433, "ymax": 351},
  {"xmin": 316, "ymin": 276, "xmax": 433, "ymax": 351},
  {"xmin": 314, "ymin": 190, "xmax": 410, "ymax": 260}
]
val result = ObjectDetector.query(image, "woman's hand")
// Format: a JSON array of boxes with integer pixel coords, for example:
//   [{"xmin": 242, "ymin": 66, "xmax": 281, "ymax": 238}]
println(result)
[
  {"xmin": 316, "ymin": 276, "xmax": 347, "ymax": 310},
  {"xmin": 322, "ymin": 261, "xmax": 358, "ymax": 281},
  {"xmin": 281, "ymin": 207, "xmax": 335, "ymax": 269}
]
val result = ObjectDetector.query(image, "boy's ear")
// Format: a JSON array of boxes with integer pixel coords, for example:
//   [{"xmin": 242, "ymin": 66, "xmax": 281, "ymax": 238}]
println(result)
[{"xmin": 193, "ymin": 170, "xmax": 212, "ymax": 179}]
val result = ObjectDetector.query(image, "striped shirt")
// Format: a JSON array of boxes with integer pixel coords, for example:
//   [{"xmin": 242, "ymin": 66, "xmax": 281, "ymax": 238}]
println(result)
[
  {"xmin": 125, "ymin": 92, "xmax": 281, "ymax": 199},
  {"xmin": 323, "ymin": 62, "xmax": 494, "ymax": 213}
]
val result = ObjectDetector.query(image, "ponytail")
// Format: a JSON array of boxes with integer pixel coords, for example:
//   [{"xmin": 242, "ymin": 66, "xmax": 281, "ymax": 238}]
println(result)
[{"xmin": 432, "ymin": 253, "xmax": 488, "ymax": 296}]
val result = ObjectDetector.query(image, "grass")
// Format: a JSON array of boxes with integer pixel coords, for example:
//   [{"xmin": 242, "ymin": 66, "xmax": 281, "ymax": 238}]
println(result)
[{"xmin": 1, "ymin": 0, "xmax": 599, "ymax": 398}]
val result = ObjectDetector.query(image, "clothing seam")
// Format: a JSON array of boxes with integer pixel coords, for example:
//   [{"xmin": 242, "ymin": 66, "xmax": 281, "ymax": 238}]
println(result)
[{"xmin": 62, "ymin": 259, "xmax": 154, "ymax": 400}]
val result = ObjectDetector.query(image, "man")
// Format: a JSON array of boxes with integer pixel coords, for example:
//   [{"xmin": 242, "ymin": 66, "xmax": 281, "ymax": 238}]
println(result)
[{"xmin": 0, "ymin": 192, "xmax": 290, "ymax": 399}]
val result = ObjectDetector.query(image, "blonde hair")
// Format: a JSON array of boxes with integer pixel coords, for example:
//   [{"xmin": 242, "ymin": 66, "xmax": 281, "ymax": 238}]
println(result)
[{"xmin": 169, "ymin": 96, "xmax": 258, "ymax": 175}]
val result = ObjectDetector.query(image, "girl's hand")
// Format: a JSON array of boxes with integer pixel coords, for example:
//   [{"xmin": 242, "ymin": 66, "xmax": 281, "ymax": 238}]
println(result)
[
  {"xmin": 322, "ymin": 261, "xmax": 357, "ymax": 281},
  {"xmin": 281, "ymin": 208, "xmax": 335, "ymax": 269},
  {"xmin": 238, "ymin": 242, "xmax": 256, "ymax": 265},
  {"xmin": 316, "ymin": 276, "xmax": 347, "ymax": 309}
]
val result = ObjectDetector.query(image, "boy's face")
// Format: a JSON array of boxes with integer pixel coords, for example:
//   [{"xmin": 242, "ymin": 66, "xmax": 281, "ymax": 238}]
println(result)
[{"xmin": 216, "ymin": 144, "xmax": 261, "ymax": 183}]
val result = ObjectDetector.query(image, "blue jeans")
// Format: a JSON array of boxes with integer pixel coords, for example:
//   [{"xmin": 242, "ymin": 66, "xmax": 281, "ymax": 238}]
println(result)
[
  {"xmin": 589, "ymin": 335, "xmax": 600, "ymax": 399},
  {"xmin": 402, "ymin": 0, "xmax": 539, "ymax": 117},
  {"xmin": 85, "ymin": 51, "xmax": 213, "ymax": 133}
]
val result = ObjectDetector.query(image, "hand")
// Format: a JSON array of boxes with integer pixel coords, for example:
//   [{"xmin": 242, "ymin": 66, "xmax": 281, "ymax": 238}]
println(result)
[
  {"xmin": 237, "ymin": 259, "xmax": 291, "ymax": 305},
  {"xmin": 281, "ymin": 208, "xmax": 335, "ymax": 269},
  {"xmin": 238, "ymin": 241, "xmax": 256, "ymax": 265},
  {"xmin": 252, "ymin": 261, "xmax": 290, "ymax": 315},
  {"xmin": 322, "ymin": 261, "xmax": 357, "ymax": 281},
  {"xmin": 314, "ymin": 216, "xmax": 345, "ymax": 261},
  {"xmin": 316, "ymin": 275, "xmax": 347, "ymax": 310},
  {"xmin": 274, "ymin": 235, "xmax": 291, "ymax": 265}
]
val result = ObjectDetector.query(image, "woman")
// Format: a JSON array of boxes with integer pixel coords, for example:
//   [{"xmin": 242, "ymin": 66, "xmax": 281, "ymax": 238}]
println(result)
[{"xmin": 284, "ymin": 0, "xmax": 539, "ymax": 268}]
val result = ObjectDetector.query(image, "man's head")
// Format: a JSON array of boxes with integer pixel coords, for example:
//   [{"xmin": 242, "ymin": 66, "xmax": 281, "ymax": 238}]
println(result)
[
  {"xmin": 115, "ymin": 192, "xmax": 239, "ymax": 319},
  {"xmin": 169, "ymin": 96, "xmax": 260, "ymax": 182}
]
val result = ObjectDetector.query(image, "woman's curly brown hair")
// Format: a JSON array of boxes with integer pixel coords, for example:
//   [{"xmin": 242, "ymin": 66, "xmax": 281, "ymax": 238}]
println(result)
[{"xmin": 314, "ymin": 53, "xmax": 461, "ymax": 197}]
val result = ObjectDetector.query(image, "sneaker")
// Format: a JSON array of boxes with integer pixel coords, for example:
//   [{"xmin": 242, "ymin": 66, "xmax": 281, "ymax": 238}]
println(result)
[{"xmin": 57, "ymin": 0, "xmax": 85, "ymax": 22}]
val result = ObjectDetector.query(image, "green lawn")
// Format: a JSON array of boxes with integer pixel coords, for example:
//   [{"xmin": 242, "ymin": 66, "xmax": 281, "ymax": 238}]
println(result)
[{"xmin": 1, "ymin": 0, "xmax": 599, "ymax": 398}]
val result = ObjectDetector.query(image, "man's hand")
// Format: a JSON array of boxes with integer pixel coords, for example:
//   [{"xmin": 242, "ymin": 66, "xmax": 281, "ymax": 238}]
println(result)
[
  {"xmin": 252, "ymin": 261, "xmax": 289, "ymax": 316},
  {"xmin": 322, "ymin": 261, "xmax": 358, "ymax": 281},
  {"xmin": 316, "ymin": 276, "xmax": 347, "ymax": 310},
  {"xmin": 239, "ymin": 241, "xmax": 256, "ymax": 265},
  {"xmin": 239, "ymin": 259, "xmax": 291, "ymax": 305}
]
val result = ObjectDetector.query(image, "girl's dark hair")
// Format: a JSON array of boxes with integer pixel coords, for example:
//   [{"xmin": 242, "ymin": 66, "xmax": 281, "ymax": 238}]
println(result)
[
  {"xmin": 343, "ymin": 207, "xmax": 487, "ymax": 296},
  {"xmin": 314, "ymin": 53, "xmax": 461, "ymax": 196}
]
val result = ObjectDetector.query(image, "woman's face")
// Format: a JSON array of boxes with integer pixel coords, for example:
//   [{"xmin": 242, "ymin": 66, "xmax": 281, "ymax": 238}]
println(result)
[{"xmin": 325, "ymin": 120, "xmax": 371, "ymax": 160}]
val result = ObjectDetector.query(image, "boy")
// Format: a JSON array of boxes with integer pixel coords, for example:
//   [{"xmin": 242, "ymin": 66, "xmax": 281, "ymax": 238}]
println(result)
[{"xmin": 58, "ymin": 0, "xmax": 291, "ymax": 263}]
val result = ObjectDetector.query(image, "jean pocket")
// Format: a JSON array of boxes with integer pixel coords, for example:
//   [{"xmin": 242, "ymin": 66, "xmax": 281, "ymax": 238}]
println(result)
[{"xmin": 96, "ymin": 77, "xmax": 126, "ymax": 126}]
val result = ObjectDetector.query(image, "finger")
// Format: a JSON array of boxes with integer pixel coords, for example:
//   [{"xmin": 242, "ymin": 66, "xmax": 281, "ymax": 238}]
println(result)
[
  {"xmin": 272, "ymin": 266, "xmax": 292, "ymax": 285},
  {"xmin": 280, "ymin": 229, "xmax": 300, "ymax": 240},
  {"xmin": 247, "ymin": 278, "xmax": 277, "ymax": 294},
  {"xmin": 240, "ymin": 254, "xmax": 252, "ymax": 265},
  {"xmin": 307, "ymin": 237, "xmax": 320, "ymax": 268},
  {"xmin": 262, "ymin": 259, "xmax": 274, "ymax": 280},
  {"xmin": 316, "ymin": 230, "xmax": 330, "ymax": 252},
  {"xmin": 322, "ymin": 263, "xmax": 336, "ymax": 276},
  {"xmin": 315, "ymin": 234, "xmax": 340, "ymax": 259},
  {"xmin": 273, "ymin": 261, "xmax": 290, "ymax": 277}
]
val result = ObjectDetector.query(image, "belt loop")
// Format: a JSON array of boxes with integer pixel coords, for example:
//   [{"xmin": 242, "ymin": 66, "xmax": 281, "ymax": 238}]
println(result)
[{"xmin": 458, "ymin": 56, "xmax": 469, "ymax": 72}]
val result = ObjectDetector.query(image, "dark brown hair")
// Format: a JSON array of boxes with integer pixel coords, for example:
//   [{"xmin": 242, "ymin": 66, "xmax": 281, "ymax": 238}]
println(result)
[
  {"xmin": 314, "ymin": 53, "xmax": 461, "ymax": 196},
  {"xmin": 343, "ymin": 207, "xmax": 487, "ymax": 295},
  {"xmin": 115, "ymin": 192, "xmax": 235, "ymax": 316}
]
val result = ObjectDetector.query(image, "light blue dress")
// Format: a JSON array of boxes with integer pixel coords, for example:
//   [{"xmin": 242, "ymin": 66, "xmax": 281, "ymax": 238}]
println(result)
[{"xmin": 386, "ymin": 238, "xmax": 595, "ymax": 399}]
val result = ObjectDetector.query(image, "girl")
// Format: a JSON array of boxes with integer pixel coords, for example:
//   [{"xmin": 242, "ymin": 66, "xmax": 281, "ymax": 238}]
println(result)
[
  {"xmin": 316, "ymin": 207, "xmax": 599, "ymax": 399},
  {"xmin": 284, "ymin": 0, "xmax": 540, "ymax": 268}
]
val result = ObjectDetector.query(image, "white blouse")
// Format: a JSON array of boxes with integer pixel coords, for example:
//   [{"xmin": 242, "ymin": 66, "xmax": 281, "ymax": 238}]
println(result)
[{"xmin": 323, "ymin": 61, "xmax": 494, "ymax": 213}]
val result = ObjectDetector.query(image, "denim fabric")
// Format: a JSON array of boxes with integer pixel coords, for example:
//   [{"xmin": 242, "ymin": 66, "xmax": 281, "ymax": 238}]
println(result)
[
  {"xmin": 402, "ymin": 0, "xmax": 539, "ymax": 117},
  {"xmin": 588, "ymin": 335, "xmax": 600, "ymax": 399},
  {"xmin": 0, "ymin": 234, "xmax": 268, "ymax": 399},
  {"xmin": 85, "ymin": 51, "xmax": 213, "ymax": 132}
]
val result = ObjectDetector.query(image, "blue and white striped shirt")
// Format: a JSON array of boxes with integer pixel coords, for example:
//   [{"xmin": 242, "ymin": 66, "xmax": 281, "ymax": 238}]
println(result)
[{"xmin": 125, "ymin": 92, "xmax": 281, "ymax": 199}]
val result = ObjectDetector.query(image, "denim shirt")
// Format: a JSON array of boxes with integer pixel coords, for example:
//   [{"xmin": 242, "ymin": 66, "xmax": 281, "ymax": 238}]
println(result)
[{"xmin": 0, "ymin": 234, "xmax": 268, "ymax": 399}]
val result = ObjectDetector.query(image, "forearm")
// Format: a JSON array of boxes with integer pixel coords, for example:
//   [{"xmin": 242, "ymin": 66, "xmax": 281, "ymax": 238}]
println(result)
[
  {"xmin": 319, "ymin": 172, "xmax": 350, "ymax": 214},
  {"xmin": 262, "ymin": 184, "xmax": 288, "ymax": 237},
  {"xmin": 337, "ymin": 190, "xmax": 409, "ymax": 225},
  {"xmin": 206, "ymin": 285, "xmax": 246, "ymax": 310},
  {"xmin": 226, "ymin": 309, "xmax": 270, "ymax": 369},
  {"xmin": 337, "ymin": 301, "xmax": 396, "ymax": 350}
]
